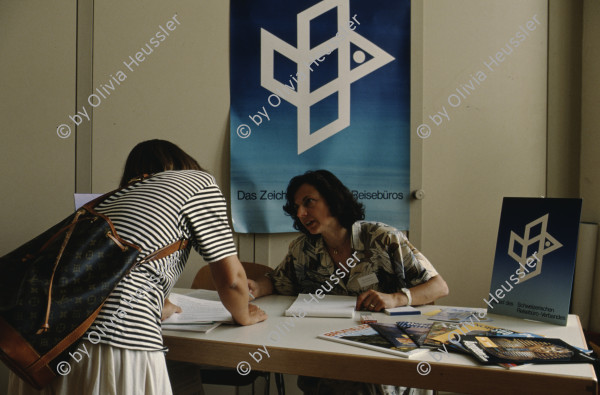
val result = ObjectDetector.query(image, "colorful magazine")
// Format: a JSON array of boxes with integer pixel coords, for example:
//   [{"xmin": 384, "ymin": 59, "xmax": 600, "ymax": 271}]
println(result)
[
  {"xmin": 369, "ymin": 323, "xmax": 419, "ymax": 348},
  {"xmin": 318, "ymin": 324, "xmax": 428, "ymax": 358},
  {"xmin": 426, "ymin": 321, "xmax": 546, "ymax": 366},
  {"xmin": 423, "ymin": 322, "xmax": 463, "ymax": 346},
  {"xmin": 430, "ymin": 322, "xmax": 521, "ymax": 344},
  {"xmin": 395, "ymin": 321, "xmax": 433, "ymax": 347},
  {"xmin": 426, "ymin": 308, "xmax": 482, "ymax": 323},
  {"xmin": 460, "ymin": 335, "xmax": 597, "ymax": 365}
]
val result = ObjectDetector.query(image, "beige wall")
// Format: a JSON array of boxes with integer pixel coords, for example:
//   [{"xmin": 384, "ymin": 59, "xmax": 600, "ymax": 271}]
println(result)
[
  {"xmin": 90, "ymin": 1, "xmax": 231, "ymax": 190},
  {"xmin": 547, "ymin": 0, "xmax": 582, "ymax": 198},
  {"xmin": 1, "ymin": 0, "xmax": 599, "ymax": 393},
  {"xmin": 89, "ymin": 1, "xmax": 236, "ymax": 285},
  {"xmin": 581, "ymin": 0, "xmax": 600, "ymax": 332},
  {"xmin": 0, "ymin": 0, "xmax": 77, "ymax": 390},
  {"xmin": 418, "ymin": 0, "xmax": 548, "ymax": 307},
  {"xmin": 581, "ymin": 1, "xmax": 600, "ymax": 223},
  {"xmin": 0, "ymin": 1, "xmax": 76, "ymax": 249}
]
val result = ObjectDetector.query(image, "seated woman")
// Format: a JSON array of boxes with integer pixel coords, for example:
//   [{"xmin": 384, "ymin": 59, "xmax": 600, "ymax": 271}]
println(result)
[{"xmin": 249, "ymin": 169, "xmax": 449, "ymax": 395}]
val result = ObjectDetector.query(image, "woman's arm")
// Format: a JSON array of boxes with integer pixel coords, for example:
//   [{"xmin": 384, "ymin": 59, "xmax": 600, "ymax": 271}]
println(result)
[
  {"xmin": 356, "ymin": 274, "xmax": 449, "ymax": 311},
  {"xmin": 161, "ymin": 298, "xmax": 182, "ymax": 321},
  {"xmin": 248, "ymin": 275, "xmax": 274, "ymax": 299},
  {"xmin": 356, "ymin": 225, "xmax": 449, "ymax": 311},
  {"xmin": 210, "ymin": 255, "xmax": 268, "ymax": 325},
  {"xmin": 248, "ymin": 238, "xmax": 304, "ymax": 298}
]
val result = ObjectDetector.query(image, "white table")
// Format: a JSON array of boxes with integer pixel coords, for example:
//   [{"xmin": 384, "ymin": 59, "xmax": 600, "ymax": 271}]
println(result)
[{"xmin": 163, "ymin": 290, "xmax": 598, "ymax": 395}]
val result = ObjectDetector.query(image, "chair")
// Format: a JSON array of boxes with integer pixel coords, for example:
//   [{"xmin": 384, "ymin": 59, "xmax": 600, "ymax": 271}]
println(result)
[
  {"xmin": 191, "ymin": 261, "xmax": 273, "ymax": 290},
  {"xmin": 189, "ymin": 262, "xmax": 285, "ymax": 395}
]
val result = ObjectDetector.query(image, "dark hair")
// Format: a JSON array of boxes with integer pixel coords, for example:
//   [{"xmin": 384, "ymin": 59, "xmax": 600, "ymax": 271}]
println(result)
[
  {"xmin": 119, "ymin": 139, "xmax": 203, "ymax": 187},
  {"xmin": 283, "ymin": 170, "xmax": 365, "ymax": 235}
]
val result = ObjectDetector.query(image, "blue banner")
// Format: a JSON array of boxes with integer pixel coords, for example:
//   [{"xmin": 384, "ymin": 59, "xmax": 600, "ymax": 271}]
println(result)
[{"xmin": 230, "ymin": 0, "xmax": 411, "ymax": 233}]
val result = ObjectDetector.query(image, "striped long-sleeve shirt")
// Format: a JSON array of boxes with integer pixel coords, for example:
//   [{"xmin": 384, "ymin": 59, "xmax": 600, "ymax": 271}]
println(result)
[{"xmin": 86, "ymin": 170, "xmax": 237, "ymax": 350}]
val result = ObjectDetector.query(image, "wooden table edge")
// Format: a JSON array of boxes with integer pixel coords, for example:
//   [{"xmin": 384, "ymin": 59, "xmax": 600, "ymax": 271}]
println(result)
[{"xmin": 164, "ymin": 334, "xmax": 598, "ymax": 395}]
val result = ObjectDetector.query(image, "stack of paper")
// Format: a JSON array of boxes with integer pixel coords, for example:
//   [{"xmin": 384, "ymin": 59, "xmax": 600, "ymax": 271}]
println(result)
[
  {"xmin": 161, "ymin": 291, "xmax": 233, "ymax": 333},
  {"xmin": 384, "ymin": 306, "xmax": 421, "ymax": 316},
  {"xmin": 284, "ymin": 294, "xmax": 356, "ymax": 318},
  {"xmin": 426, "ymin": 307, "xmax": 489, "ymax": 322},
  {"xmin": 161, "ymin": 322, "xmax": 223, "ymax": 333}
]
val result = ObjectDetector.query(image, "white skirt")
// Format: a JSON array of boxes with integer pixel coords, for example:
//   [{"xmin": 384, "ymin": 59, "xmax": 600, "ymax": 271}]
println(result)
[{"xmin": 8, "ymin": 343, "xmax": 173, "ymax": 395}]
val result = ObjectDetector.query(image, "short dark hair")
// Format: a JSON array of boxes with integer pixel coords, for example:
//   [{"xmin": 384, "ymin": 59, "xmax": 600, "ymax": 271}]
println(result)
[
  {"xmin": 119, "ymin": 140, "xmax": 203, "ymax": 187},
  {"xmin": 283, "ymin": 170, "xmax": 365, "ymax": 235}
]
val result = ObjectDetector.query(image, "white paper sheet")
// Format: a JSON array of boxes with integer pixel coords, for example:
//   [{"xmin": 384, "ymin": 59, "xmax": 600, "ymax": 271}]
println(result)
[
  {"xmin": 285, "ymin": 294, "xmax": 355, "ymax": 318},
  {"xmin": 572, "ymin": 223, "xmax": 598, "ymax": 330},
  {"xmin": 184, "ymin": 289, "xmax": 222, "ymax": 301},
  {"xmin": 163, "ymin": 292, "xmax": 233, "ymax": 324},
  {"xmin": 161, "ymin": 322, "xmax": 222, "ymax": 333},
  {"xmin": 74, "ymin": 193, "xmax": 103, "ymax": 210}
]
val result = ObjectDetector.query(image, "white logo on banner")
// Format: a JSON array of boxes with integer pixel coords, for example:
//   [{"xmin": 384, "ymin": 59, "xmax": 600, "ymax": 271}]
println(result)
[
  {"xmin": 260, "ymin": 0, "xmax": 395, "ymax": 154},
  {"xmin": 507, "ymin": 214, "xmax": 562, "ymax": 283}
]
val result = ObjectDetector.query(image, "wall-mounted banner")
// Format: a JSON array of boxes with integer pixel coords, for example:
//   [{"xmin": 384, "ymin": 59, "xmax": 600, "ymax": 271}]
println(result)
[{"xmin": 230, "ymin": 0, "xmax": 410, "ymax": 233}]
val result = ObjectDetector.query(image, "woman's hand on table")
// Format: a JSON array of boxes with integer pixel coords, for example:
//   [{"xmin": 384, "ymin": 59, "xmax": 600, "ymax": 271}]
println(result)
[
  {"xmin": 236, "ymin": 303, "xmax": 268, "ymax": 326},
  {"xmin": 355, "ymin": 290, "xmax": 403, "ymax": 312},
  {"xmin": 246, "ymin": 275, "xmax": 274, "ymax": 299},
  {"xmin": 247, "ymin": 279, "xmax": 260, "ymax": 299},
  {"xmin": 161, "ymin": 298, "xmax": 182, "ymax": 321}
]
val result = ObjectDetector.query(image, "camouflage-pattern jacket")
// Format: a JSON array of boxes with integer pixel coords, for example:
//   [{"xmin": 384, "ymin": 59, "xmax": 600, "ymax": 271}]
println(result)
[{"xmin": 268, "ymin": 221, "xmax": 438, "ymax": 296}]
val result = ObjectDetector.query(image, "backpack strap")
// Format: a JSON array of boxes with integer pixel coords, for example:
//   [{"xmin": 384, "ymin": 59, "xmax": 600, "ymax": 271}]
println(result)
[
  {"xmin": 35, "ymin": 175, "xmax": 189, "ymax": 334},
  {"xmin": 81, "ymin": 175, "xmax": 190, "ymax": 263},
  {"xmin": 141, "ymin": 239, "xmax": 190, "ymax": 263},
  {"xmin": 81, "ymin": 173, "xmax": 153, "ymax": 211}
]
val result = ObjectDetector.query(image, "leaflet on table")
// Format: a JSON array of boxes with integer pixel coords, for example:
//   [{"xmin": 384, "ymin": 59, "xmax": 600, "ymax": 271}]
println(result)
[
  {"xmin": 426, "ymin": 307, "xmax": 489, "ymax": 322},
  {"xmin": 422, "ymin": 322, "xmax": 542, "ymax": 368},
  {"xmin": 369, "ymin": 323, "xmax": 418, "ymax": 348},
  {"xmin": 285, "ymin": 294, "xmax": 355, "ymax": 318},
  {"xmin": 423, "ymin": 322, "xmax": 463, "ymax": 347},
  {"xmin": 486, "ymin": 198, "xmax": 582, "ymax": 325},
  {"xmin": 395, "ymin": 321, "xmax": 433, "ymax": 347},
  {"xmin": 163, "ymin": 292, "xmax": 233, "ymax": 324},
  {"xmin": 460, "ymin": 335, "xmax": 598, "ymax": 365},
  {"xmin": 429, "ymin": 321, "xmax": 522, "ymax": 345},
  {"xmin": 161, "ymin": 322, "xmax": 222, "ymax": 333},
  {"xmin": 491, "ymin": 332, "xmax": 595, "ymax": 356},
  {"xmin": 384, "ymin": 306, "xmax": 421, "ymax": 316},
  {"xmin": 318, "ymin": 324, "xmax": 427, "ymax": 358},
  {"xmin": 481, "ymin": 331, "xmax": 595, "ymax": 369}
]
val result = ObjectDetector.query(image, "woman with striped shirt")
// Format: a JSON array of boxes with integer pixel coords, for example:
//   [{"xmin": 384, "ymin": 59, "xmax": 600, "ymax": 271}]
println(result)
[{"xmin": 8, "ymin": 139, "xmax": 267, "ymax": 395}]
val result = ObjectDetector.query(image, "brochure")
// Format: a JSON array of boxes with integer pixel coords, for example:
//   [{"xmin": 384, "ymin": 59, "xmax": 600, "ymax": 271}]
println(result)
[
  {"xmin": 430, "ymin": 322, "xmax": 521, "ymax": 344},
  {"xmin": 426, "ymin": 308, "xmax": 489, "ymax": 322},
  {"xmin": 460, "ymin": 335, "xmax": 598, "ymax": 365},
  {"xmin": 318, "ymin": 324, "xmax": 427, "ymax": 358},
  {"xmin": 162, "ymin": 292, "xmax": 233, "ymax": 324},
  {"xmin": 369, "ymin": 323, "xmax": 419, "ymax": 348},
  {"xmin": 395, "ymin": 321, "xmax": 433, "ymax": 347},
  {"xmin": 423, "ymin": 322, "xmax": 463, "ymax": 346}
]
